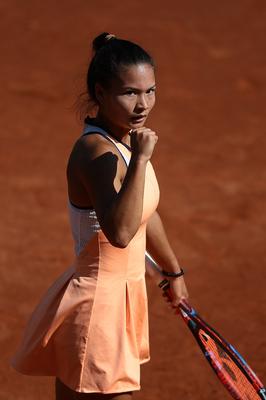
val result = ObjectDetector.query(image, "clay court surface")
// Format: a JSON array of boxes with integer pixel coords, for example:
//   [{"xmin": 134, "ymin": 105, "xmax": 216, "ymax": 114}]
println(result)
[{"xmin": 1, "ymin": 1, "xmax": 266, "ymax": 399}]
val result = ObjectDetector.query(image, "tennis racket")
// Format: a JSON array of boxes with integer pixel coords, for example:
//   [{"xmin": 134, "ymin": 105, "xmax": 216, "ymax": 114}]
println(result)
[{"xmin": 145, "ymin": 252, "xmax": 266, "ymax": 400}]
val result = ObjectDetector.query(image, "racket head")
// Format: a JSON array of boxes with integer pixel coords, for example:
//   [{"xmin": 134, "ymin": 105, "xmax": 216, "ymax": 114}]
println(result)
[
  {"xmin": 178, "ymin": 299, "xmax": 266, "ymax": 400},
  {"xmin": 153, "ymin": 259, "xmax": 266, "ymax": 399}
]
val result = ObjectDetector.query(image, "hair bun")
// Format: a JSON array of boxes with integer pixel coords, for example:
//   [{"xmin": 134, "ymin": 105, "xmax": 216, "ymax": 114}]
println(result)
[{"xmin": 92, "ymin": 32, "xmax": 116, "ymax": 52}]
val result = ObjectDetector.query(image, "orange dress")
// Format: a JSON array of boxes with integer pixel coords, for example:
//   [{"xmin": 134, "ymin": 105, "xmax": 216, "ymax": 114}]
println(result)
[{"xmin": 11, "ymin": 123, "xmax": 160, "ymax": 394}]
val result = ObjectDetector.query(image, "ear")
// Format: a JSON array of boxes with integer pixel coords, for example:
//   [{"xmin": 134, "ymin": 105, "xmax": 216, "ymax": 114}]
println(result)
[{"xmin": 94, "ymin": 83, "xmax": 105, "ymax": 104}]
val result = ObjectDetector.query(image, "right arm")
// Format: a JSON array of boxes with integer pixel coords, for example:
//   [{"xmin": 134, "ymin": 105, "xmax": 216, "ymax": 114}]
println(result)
[{"xmin": 76, "ymin": 128, "xmax": 158, "ymax": 248}]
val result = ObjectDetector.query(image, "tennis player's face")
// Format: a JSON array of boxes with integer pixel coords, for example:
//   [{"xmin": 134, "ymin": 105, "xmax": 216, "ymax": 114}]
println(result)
[{"xmin": 97, "ymin": 63, "xmax": 156, "ymax": 131}]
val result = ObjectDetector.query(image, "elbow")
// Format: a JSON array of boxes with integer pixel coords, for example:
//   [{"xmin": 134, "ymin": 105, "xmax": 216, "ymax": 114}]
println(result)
[
  {"xmin": 111, "ymin": 240, "xmax": 129, "ymax": 249},
  {"xmin": 110, "ymin": 235, "xmax": 130, "ymax": 249},
  {"xmin": 100, "ymin": 218, "xmax": 136, "ymax": 248},
  {"xmin": 108, "ymin": 229, "xmax": 132, "ymax": 248}
]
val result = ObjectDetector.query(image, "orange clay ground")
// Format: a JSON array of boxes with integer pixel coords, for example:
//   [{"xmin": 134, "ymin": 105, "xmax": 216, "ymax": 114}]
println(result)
[{"xmin": 1, "ymin": 1, "xmax": 266, "ymax": 399}]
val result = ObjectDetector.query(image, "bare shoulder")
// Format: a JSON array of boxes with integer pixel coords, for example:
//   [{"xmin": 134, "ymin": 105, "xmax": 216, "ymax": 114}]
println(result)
[
  {"xmin": 73, "ymin": 133, "xmax": 117, "ymax": 162},
  {"xmin": 67, "ymin": 133, "xmax": 126, "ymax": 184}
]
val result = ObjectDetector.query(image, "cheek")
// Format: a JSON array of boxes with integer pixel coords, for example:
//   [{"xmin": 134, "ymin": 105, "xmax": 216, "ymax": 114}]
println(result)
[
  {"xmin": 116, "ymin": 96, "xmax": 135, "ymax": 113},
  {"xmin": 148, "ymin": 95, "xmax": 156, "ymax": 110}
]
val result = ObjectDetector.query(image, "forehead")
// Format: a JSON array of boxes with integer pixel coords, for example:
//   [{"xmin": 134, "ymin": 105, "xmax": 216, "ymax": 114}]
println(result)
[{"xmin": 113, "ymin": 63, "xmax": 155, "ymax": 88}]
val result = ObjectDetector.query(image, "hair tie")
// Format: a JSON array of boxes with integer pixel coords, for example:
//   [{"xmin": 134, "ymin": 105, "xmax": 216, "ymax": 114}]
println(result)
[
  {"xmin": 161, "ymin": 268, "xmax": 185, "ymax": 278},
  {"xmin": 105, "ymin": 34, "xmax": 116, "ymax": 41}
]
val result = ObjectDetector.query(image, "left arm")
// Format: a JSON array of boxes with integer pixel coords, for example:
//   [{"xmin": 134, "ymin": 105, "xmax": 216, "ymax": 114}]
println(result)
[
  {"xmin": 146, "ymin": 210, "xmax": 189, "ymax": 305},
  {"xmin": 146, "ymin": 210, "xmax": 181, "ymax": 274}
]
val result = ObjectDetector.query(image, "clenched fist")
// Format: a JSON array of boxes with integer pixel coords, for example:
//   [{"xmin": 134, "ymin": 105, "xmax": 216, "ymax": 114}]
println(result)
[{"xmin": 129, "ymin": 127, "xmax": 158, "ymax": 162}]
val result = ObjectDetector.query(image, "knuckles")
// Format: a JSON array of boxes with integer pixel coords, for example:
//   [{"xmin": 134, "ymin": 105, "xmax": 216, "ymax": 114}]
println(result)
[{"xmin": 131, "ymin": 127, "xmax": 156, "ymax": 137}]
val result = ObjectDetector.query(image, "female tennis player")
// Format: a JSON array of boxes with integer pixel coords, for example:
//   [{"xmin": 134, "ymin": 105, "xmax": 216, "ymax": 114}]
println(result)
[{"xmin": 11, "ymin": 32, "xmax": 188, "ymax": 399}]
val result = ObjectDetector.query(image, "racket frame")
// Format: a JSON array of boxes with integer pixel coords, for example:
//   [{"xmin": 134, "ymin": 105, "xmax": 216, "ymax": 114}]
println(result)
[
  {"xmin": 161, "ymin": 279, "xmax": 266, "ymax": 400},
  {"xmin": 145, "ymin": 252, "xmax": 266, "ymax": 400}
]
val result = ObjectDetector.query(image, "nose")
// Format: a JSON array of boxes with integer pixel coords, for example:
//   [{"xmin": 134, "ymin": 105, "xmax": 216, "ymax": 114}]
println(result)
[{"xmin": 136, "ymin": 94, "xmax": 148, "ymax": 111}]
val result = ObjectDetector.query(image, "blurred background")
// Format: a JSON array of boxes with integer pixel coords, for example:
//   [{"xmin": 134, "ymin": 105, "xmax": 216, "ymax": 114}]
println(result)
[{"xmin": 1, "ymin": 0, "xmax": 266, "ymax": 398}]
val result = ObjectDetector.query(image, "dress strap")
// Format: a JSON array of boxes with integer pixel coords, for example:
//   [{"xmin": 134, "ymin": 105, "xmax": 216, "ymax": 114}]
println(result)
[{"xmin": 82, "ymin": 124, "xmax": 130, "ymax": 167}]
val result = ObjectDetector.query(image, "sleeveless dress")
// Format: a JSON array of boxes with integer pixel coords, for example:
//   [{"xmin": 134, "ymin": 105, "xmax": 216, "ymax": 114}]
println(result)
[{"xmin": 11, "ymin": 123, "xmax": 160, "ymax": 394}]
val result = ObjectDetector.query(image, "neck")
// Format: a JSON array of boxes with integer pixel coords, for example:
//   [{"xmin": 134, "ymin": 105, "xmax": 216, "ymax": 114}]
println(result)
[{"xmin": 93, "ymin": 113, "xmax": 131, "ymax": 146}]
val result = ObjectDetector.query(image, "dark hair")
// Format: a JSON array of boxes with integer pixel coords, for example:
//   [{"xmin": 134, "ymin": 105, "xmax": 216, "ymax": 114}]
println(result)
[
  {"xmin": 87, "ymin": 32, "xmax": 155, "ymax": 103},
  {"xmin": 74, "ymin": 33, "xmax": 155, "ymax": 120}
]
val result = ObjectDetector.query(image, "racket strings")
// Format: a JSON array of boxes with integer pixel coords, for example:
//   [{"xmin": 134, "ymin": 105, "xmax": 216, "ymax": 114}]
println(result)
[{"xmin": 199, "ymin": 330, "xmax": 261, "ymax": 400}]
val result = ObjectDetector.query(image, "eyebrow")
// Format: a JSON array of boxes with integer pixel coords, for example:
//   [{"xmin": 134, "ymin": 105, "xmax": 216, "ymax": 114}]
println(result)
[{"xmin": 123, "ymin": 85, "xmax": 156, "ymax": 91}]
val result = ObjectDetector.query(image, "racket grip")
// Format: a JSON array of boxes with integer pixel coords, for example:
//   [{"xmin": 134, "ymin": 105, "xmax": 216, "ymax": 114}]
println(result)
[
  {"xmin": 145, "ymin": 252, "xmax": 184, "ymax": 312},
  {"xmin": 158, "ymin": 279, "xmax": 181, "ymax": 314}
]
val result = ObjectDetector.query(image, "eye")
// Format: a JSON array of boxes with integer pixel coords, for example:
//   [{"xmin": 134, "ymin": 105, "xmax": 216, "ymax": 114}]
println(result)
[
  {"xmin": 147, "ymin": 87, "xmax": 156, "ymax": 95},
  {"xmin": 124, "ymin": 90, "xmax": 136, "ymax": 96}
]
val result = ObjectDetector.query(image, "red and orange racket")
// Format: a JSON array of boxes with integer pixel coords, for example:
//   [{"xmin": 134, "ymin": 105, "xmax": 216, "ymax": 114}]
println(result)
[{"xmin": 145, "ymin": 252, "xmax": 266, "ymax": 400}]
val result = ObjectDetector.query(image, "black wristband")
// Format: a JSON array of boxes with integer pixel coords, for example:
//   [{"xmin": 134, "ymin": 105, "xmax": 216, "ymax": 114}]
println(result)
[{"xmin": 161, "ymin": 268, "xmax": 184, "ymax": 278}]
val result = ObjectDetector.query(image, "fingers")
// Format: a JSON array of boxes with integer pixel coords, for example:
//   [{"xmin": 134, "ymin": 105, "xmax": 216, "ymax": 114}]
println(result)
[
  {"xmin": 130, "ymin": 127, "xmax": 158, "ymax": 141},
  {"xmin": 162, "ymin": 292, "xmax": 181, "ymax": 314},
  {"xmin": 129, "ymin": 127, "xmax": 158, "ymax": 161},
  {"xmin": 161, "ymin": 279, "xmax": 189, "ymax": 310}
]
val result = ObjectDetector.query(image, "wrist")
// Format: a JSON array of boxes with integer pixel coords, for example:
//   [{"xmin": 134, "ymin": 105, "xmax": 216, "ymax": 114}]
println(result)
[
  {"xmin": 131, "ymin": 155, "xmax": 149, "ymax": 165},
  {"xmin": 161, "ymin": 259, "xmax": 182, "ymax": 275}
]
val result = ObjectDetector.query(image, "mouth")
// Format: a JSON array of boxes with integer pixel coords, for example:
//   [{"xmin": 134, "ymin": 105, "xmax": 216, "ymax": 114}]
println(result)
[{"xmin": 130, "ymin": 115, "xmax": 147, "ymax": 123}]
